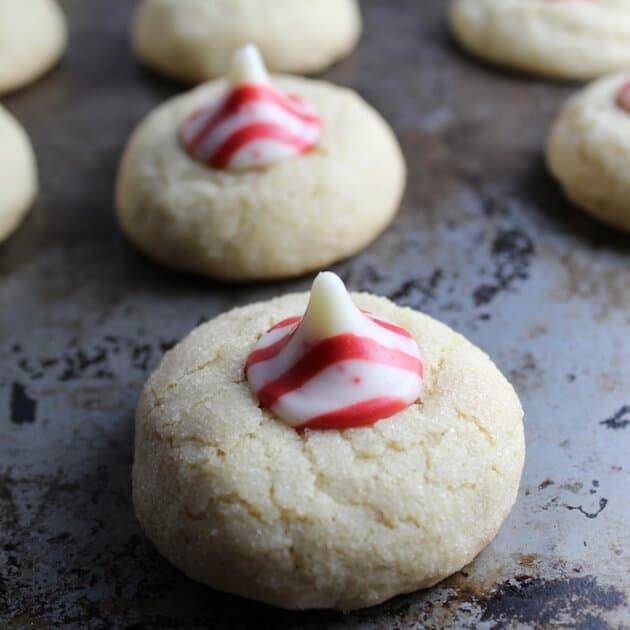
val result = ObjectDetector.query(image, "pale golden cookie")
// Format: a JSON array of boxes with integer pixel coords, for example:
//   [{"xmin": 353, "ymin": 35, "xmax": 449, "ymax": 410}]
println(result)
[
  {"xmin": 133, "ymin": 292, "xmax": 525, "ymax": 610},
  {"xmin": 115, "ymin": 77, "xmax": 406, "ymax": 280},
  {"xmin": 449, "ymin": 0, "xmax": 630, "ymax": 81},
  {"xmin": 133, "ymin": 0, "xmax": 361, "ymax": 82},
  {"xmin": 0, "ymin": 0, "xmax": 67, "ymax": 94},
  {"xmin": 0, "ymin": 106, "xmax": 37, "ymax": 242},
  {"xmin": 547, "ymin": 72, "xmax": 630, "ymax": 233}
]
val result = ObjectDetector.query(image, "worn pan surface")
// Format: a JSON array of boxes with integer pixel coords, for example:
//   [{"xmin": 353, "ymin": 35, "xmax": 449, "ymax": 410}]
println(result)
[{"xmin": 1, "ymin": 0, "xmax": 629, "ymax": 627}]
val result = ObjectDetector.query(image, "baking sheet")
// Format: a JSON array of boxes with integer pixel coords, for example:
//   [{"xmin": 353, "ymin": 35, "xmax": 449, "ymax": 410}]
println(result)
[{"xmin": 1, "ymin": 0, "xmax": 629, "ymax": 627}]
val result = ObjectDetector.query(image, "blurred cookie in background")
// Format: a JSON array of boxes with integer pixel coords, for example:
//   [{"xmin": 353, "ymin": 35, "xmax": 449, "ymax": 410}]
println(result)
[
  {"xmin": 0, "ymin": 106, "xmax": 37, "ymax": 242},
  {"xmin": 133, "ymin": 0, "xmax": 361, "ymax": 83},
  {"xmin": 116, "ymin": 45, "xmax": 405, "ymax": 281},
  {"xmin": 449, "ymin": 0, "xmax": 630, "ymax": 81},
  {"xmin": 0, "ymin": 0, "xmax": 67, "ymax": 94},
  {"xmin": 547, "ymin": 72, "xmax": 630, "ymax": 233}
]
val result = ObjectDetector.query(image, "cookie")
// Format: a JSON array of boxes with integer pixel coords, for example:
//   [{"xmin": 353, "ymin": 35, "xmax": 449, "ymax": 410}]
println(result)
[
  {"xmin": 133, "ymin": 274, "xmax": 525, "ymax": 610},
  {"xmin": 133, "ymin": 0, "xmax": 361, "ymax": 83},
  {"xmin": 0, "ymin": 0, "xmax": 67, "ymax": 94},
  {"xmin": 449, "ymin": 0, "xmax": 630, "ymax": 81},
  {"xmin": 547, "ymin": 72, "xmax": 630, "ymax": 233},
  {"xmin": 116, "ymin": 47, "xmax": 406, "ymax": 280},
  {"xmin": 0, "ymin": 106, "xmax": 37, "ymax": 243}
]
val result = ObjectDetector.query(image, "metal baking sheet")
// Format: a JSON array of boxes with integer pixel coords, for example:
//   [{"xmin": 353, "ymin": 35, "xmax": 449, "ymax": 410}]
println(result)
[{"xmin": 1, "ymin": 0, "xmax": 629, "ymax": 627}]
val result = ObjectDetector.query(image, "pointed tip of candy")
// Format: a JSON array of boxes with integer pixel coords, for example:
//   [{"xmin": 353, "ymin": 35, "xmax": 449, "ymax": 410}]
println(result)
[
  {"xmin": 229, "ymin": 44, "xmax": 270, "ymax": 87},
  {"xmin": 312, "ymin": 270, "xmax": 346, "ymax": 294},
  {"xmin": 301, "ymin": 272, "xmax": 360, "ymax": 340}
]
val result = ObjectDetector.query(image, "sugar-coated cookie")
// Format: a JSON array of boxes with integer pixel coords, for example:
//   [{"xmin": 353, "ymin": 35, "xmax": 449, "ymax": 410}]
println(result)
[
  {"xmin": 133, "ymin": 0, "xmax": 361, "ymax": 83},
  {"xmin": 449, "ymin": 0, "xmax": 630, "ymax": 81},
  {"xmin": 116, "ymin": 47, "xmax": 405, "ymax": 280},
  {"xmin": 0, "ymin": 106, "xmax": 37, "ymax": 242},
  {"xmin": 133, "ymin": 274, "xmax": 525, "ymax": 611},
  {"xmin": 547, "ymin": 72, "xmax": 630, "ymax": 233},
  {"xmin": 0, "ymin": 0, "xmax": 67, "ymax": 94}
]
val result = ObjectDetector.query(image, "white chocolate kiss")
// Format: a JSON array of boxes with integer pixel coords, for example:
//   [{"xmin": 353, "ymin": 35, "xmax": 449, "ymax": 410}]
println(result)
[
  {"xmin": 181, "ymin": 44, "xmax": 322, "ymax": 172},
  {"xmin": 229, "ymin": 44, "xmax": 270, "ymax": 86},
  {"xmin": 246, "ymin": 273, "xmax": 424, "ymax": 430}
]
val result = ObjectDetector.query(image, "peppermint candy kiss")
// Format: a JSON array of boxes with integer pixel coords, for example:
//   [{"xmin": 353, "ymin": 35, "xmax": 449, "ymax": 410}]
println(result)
[
  {"xmin": 246, "ymin": 272, "xmax": 424, "ymax": 431},
  {"xmin": 616, "ymin": 81, "xmax": 630, "ymax": 113},
  {"xmin": 181, "ymin": 44, "xmax": 322, "ymax": 171}
]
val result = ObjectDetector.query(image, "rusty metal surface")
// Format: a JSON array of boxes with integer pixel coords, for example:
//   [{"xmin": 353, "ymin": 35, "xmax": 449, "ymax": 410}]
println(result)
[{"xmin": 1, "ymin": 0, "xmax": 629, "ymax": 627}]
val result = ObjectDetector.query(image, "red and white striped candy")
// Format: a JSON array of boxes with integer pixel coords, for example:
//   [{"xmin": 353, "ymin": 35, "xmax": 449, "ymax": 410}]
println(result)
[
  {"xmin": 181, "ymin": 44, "xmax": 322, "ymax": 171},
  {"xmin": 616, "ymin": 81, "xmax": 630, "ymax": 113},
  {"xmin": 246, "ymin": 273, "xmax": 424, "ymax": 431}
]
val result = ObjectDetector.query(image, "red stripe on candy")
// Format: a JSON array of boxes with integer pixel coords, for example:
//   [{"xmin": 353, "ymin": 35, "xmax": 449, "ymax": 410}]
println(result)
[
  {"xmin": 226, "ymin": 85, "xmax": 319, "ymax": 124},
  {"xmin": 366, "ymin": 314, "xmax": 413, "ymax": 338},
  {"xmin": 256, "ymin": 334, "xmax": 423, "ymax": 409},
  {"xmin": 299, "ymin": 397, "xmax": 410, "ymax": 431},
  {"xmin": 245, "ymin": 329, "xmax": 295, "ymax": 372},
  {"xmin": 268, "ymin": 316, "xmax": 302, "ymax": 332},
  {"xmin": 616, "ymin": 81, "xmax": 630, "ymax": 113},
  {"xmin": 210, "ymin": 122, "xmax": 314, "ymax": 169},
  {"xmin": 188, "ymin": 84, "xmax": 318, "ymax": 153}
]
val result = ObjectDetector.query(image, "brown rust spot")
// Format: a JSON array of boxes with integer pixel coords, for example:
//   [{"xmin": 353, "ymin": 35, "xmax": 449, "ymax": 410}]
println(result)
[
  {"xmin": 507, "ymin": 351, "xmax": 544, "ymax": 393},
  {"xmin": 554, "ymin": 250, "xmax": 630, "ymax": 319},
  {"xmin": 561, "ymin": 481, "xmax": 584, "ymax": 494},
  {"xmin": 442, "ymin": 574, "xmax": 625, "ymax": 627},
  {"xmin": 527, "ymin": 323, "xmax": 548, "ymax": 339},
  {"xmin": 515, "ymin": 553, "xmax": 539, "ymax": 569}
]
